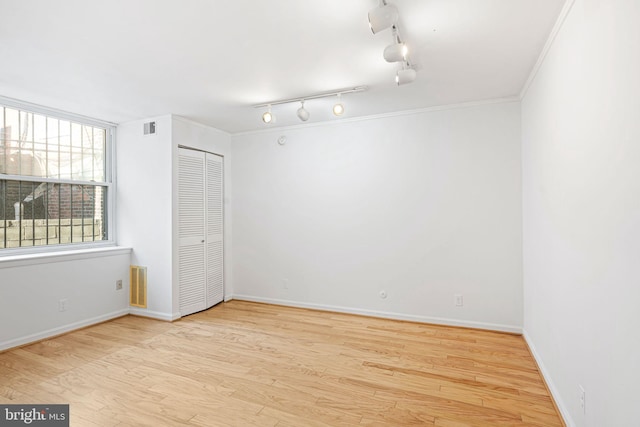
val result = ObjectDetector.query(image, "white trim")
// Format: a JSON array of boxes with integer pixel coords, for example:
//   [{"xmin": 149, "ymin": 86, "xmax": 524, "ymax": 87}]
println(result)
[
  {"xmin": 523, "ymin": 331, "xmax": 574, "ymax": 427},
  {"xmin": 231, "ymin": 295, "xmax": 522, "ymax": 334},
  {"xmin": 0, "ymin": 246, "xmax": 131, "ymax": 268},
  {"xmin": 0, "ymin": 95, "xmax": 117, "ymax": 127},
  {"xmin": 129, "ymin": 308, "xmax": 181, "ymax": 322},
  {"xmin": 232, "ymin": 97, "xmax": 520, "ymax": 137},
  {"xmin": 172, "ymin": 115, "xmax": 232, "ymax": 136},
  {"xmin": 107, "ymin": 126, "xmax": 117, "ymax": 246},
  {"xmin": 0, "ymin": 174, "xmax": 109, "ymax": 187},
  {"xmin": 0, "ymin": 309, "xmax": 129, "ymax": 352},
  {"xmin": 519, "ymin": 0, "xmax": 576, "ymax": 99}
]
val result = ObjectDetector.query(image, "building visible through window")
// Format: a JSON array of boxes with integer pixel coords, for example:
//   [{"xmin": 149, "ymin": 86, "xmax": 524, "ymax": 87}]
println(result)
[{"xmin": 0, "ymin": 102, "xmax": 111, "ymax": 250}]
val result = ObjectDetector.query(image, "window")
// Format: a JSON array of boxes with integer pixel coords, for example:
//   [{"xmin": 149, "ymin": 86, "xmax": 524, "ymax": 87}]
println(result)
[{"xmin": 0, "ymin": 98, "xmax": 114, "ymax": 252}]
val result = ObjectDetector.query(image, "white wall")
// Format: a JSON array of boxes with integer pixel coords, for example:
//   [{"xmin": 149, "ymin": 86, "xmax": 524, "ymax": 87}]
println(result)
[
  {"xmin": 521, "ymin": 1, "xmax": 640, "ymax": 426},
  {"xmin": 117, "ymin": 115, "xmax": 232, "ymax": 320},
  {"xmin": 0, "ymin": 248, "xmax": 131, "ymax": 351},
  {"xmin": 117, "ymin": 115, "xmax": 175, "ymax": 319},
  {"xmin": 0, "ymin": 113, "xmax": 232, "ymax": 350},
  {"xmin": 231, "ymin": 102, "xmax": 523, "ymax": 331}
]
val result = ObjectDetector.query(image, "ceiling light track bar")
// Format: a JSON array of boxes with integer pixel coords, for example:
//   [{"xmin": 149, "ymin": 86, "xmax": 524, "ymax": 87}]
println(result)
[{"xmin": 253, "ymin": 86, "xmax": 367, "ymax": 108}]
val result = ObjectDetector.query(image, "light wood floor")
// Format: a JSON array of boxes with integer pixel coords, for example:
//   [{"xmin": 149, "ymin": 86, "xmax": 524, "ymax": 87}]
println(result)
[{"xmin": 0, "ymin": 301, "xmax": 564, "ymax": 426}]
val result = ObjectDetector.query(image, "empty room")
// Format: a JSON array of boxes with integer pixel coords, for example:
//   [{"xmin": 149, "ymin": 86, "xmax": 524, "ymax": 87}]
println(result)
[{"xmin": 0, "ymin": 0, "xmax": 638, "ymax": 426}]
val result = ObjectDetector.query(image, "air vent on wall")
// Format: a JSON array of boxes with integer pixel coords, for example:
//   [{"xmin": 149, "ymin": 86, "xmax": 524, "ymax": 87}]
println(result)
[
  {"xmin": 143, "ymin": 121, "xmax": 156, "ymax": 135},
  {"xmin": 130, "ymin": 265, "xmax": 147, "ymax": 308}
]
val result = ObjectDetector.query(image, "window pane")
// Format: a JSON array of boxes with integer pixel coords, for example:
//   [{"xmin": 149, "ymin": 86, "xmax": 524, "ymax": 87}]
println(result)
[
  {"xmin": 0, "ymin": 101, "xmax": 110, "ymax": 251},
  {"xmin": 5, "ymin": 108, "xmax": 19, "ymax": 142},
  {"xmin": 34, "ymin": 114, "xmax": 49, "ymax": 178},
  {"xmin": 93, "ymin": 128, "xmax": 105, "ymax": 182},
  {"xmin": 0, "ymin": 179, "xmax": 106, "ymax": 248},
  {"xmin": 0, "ymin": 132, "xmax": 6, "ymax": 175},
  {"xmin": 80, "ymin": 125, "xmax": 92, "ymax": 181},
  {"xmin": 0, "ymin": 181, "xmax": 4, "ymax": 248},
  {"xmin": 20, "ymin": 111, "xmax": 33, "ymax": 142},
  {"xmin": 0, "ymin": 107, "xmax": 106, "ymax": 183}
]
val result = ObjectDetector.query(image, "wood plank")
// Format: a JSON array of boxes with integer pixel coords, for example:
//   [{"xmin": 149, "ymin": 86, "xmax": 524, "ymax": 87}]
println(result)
[{"xmin": 0, "ymin": 300, "xmax": 564, "ymax": 426}]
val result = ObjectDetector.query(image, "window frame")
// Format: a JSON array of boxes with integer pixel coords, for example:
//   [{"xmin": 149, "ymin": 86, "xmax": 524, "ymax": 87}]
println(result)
[{"xmin": 0, "ymin": 95, "xmax": 117, "ymax": 256}]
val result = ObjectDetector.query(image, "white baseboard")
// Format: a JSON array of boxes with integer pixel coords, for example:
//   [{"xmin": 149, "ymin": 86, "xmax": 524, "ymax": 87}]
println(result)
[
  {"xmin": 0, "ymin": 309, "xmax": 130, "ymax": 352},
  {"xmin": 129, "ymin": 308, "xmax": 181, "ymax": 321},
  {"xmin": 1, "ymin": 307, "xmax": 183, "ymax": 352},
  {"xmin": 231, "ymin": 294, "xmax": 522, "ymax": 334},
  {"xmin": 523, "ymin": 330, "xmax": 574, "ymax": 427}
]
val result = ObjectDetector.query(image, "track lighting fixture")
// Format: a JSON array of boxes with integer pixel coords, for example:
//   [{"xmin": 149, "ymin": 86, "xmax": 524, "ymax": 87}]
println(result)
[
  {"xmin": 369, "ymin": 2, "xmax": 417, "ymax": 85},
  {"xmin": 396, "ymin": 65, "xmax": 417, "ymax": 86},
  {"xmin": 296, "ymin": 100, "xmax": 310, "ymax": 122},
  {"xmin": 382, "ymin": 43, "xmax": 409, "ymax": 62},
  {"xmin": 262, "ymin": 105, "xmax": 274, "ymax": 124},
  {"xmin": 384, "ymin": 28, "xmax": 408, "ymax": 62},
  {"xmin": 254, "ymin": 87, "xmax": 366, "ymax": 124},
  {"xmin": 332, "ymin": 94, "xmax": 344, "ymax": 116},
  {"xmin": 384, "ymin": 41, "xmax": 408, "ymax": 63},
  {"xmin": 368, "ymin": 2, "xmax": 398, "ymax": 34}
]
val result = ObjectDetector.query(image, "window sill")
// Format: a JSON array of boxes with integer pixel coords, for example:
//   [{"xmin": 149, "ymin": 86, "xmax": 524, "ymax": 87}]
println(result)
[{"xmin": 0, "ymin": 246, "xmax": 132, "ymax": 269}]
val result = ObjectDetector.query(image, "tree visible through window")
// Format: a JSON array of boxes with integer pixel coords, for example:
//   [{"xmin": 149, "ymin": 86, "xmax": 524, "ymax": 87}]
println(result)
[{"xmin": 0, "ymin": 103, "xmax": 110, "ymax": 249}]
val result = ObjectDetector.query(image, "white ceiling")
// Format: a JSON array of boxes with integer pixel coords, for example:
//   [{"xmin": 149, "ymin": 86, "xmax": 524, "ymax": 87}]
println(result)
[{"xmin": 0, "ymin": 0, "xmax": 565, "ymax": 134}]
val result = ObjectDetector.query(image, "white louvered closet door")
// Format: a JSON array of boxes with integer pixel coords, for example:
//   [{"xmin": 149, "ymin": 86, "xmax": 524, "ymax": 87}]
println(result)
[
  {"xmin": 205, "ymin": 153, "xmax": 224, "ymax": 308},
  {"xmin": 178, "ymin": 148, "xmax": 207, "ymax": 316},
  {"xmin": 178, "ymin": 148, "xmax": 224, "ymax": 317}
]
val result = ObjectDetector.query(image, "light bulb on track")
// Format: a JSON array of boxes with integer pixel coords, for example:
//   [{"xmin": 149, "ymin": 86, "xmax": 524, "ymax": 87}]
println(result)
[
  {"xmin": 384, "ymin": 42, "xmax": 408, "ymax": 62},
  {"xmin": 333, "ymin": 94, "xmax": 344, "ymax": 116},
  {"xmin": 262, "ymin": 105, "xmax": 274, "ymax": 123},
  {"xmin": 297, "ymin": 100, "xmax": 310, "ymax": 121},
  {"xmin": 396, "ymin": 67, "xmax": 417, "ymax": 85}
]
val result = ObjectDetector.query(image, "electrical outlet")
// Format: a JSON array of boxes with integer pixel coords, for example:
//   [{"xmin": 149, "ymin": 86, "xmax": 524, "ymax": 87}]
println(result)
[
  {"xmin": 282, "ymin": 279, "xmax": 288, "ymax": 290},
  {"xmin": 116, "ymin": 279, "xmax": 123, "ymax": 290},
  {"xmin": 579, "ymin": 385, "xmax": 585, "ymax": 413},
  {"xmin": 58, "ymin": 299, "xmax": 68, "ymax": 312},
  {"xmin": 454, "ymin": 294, "xmax": 463, "ymax": 307}
]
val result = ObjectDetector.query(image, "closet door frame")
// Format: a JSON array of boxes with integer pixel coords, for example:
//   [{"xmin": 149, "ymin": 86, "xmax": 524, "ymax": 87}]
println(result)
[{"xmin": 177, "ymin": 146, "xmax": 224, "ymax": 316}]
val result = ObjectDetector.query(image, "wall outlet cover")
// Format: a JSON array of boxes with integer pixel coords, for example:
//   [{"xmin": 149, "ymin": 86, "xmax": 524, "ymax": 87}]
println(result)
[{"xmin": 455, "ymin": 294, "xmax": 463, "ymax": 306}]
